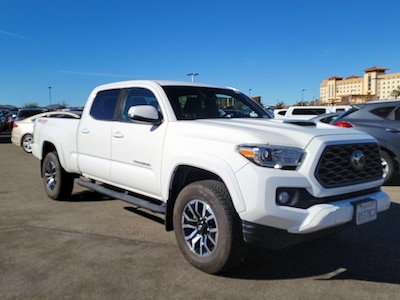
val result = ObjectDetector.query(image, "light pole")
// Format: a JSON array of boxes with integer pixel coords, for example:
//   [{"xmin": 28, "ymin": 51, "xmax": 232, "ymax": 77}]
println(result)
[
  {"xmin": 248, "ymin": 89, "xmax": 252, "ymax": 97},
  {"xmin": 48, "ymin": 86, "xmax": 52, "ymax": 105},
  {"xmin": 301, "ymin": 89, "xmax": 305, "ymax": 105},
  {"xmin": 187, "ymin": 73, "xmax": 199, "ymax": 82}
]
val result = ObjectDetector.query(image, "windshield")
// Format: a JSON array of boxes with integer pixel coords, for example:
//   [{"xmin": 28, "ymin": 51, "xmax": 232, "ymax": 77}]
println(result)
[{"xmin": 162, "ymin": 86, "xmax": 270, "ymax": 120}]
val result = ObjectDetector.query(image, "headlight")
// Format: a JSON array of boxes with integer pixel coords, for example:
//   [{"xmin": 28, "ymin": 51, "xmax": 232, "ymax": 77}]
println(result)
[{"xmin": 237, "ymin": 145, "xmax": 304, "ymax": 169}]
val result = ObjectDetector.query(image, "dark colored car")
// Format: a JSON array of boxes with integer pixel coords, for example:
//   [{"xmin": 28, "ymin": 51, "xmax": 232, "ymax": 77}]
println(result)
[
  {"xmin": 332, "ymin": 99, "xmax": 400, "ymax": 184},
  {"xmin": 6, "ymin": 110, "xmax": 18, "ymax": 130},
  {"xmin": 311, "ymin": 112, "xmax": 341, "ymax": 124},
  {"xmin": 0, "ymin": 110, "xmax": 8, "ymax": 131},
  {"xmin": 14, "ymin": 107, "xmax": 49, "ymax": 122}
]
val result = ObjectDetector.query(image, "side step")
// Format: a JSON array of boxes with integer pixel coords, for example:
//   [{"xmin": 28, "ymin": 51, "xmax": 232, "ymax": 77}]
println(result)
[{"xmin": 76, "ymin": 179, "xmax": 166, "ymax": 214}]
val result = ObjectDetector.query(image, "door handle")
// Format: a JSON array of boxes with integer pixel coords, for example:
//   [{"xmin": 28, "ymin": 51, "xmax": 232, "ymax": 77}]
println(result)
[
  {"xmin": 112, "ymin": 131, "xmax": 124, "ymax": 138},
  {"xmin": 385, "ymin": 128, "xmax": 400, "ymax": 133},
  {"xmin": 81, "ymin": 128, "xmax": 90, "ymax": 134}
]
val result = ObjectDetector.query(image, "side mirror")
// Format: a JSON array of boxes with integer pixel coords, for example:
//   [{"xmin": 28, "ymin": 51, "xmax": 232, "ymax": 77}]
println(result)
[{"xmin": 127, "ymin": 105, "xmax": 161, "ymax": 125}]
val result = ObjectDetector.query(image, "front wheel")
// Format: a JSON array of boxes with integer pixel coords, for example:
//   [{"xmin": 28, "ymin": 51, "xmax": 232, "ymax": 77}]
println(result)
[
  {"xmin": 41, "ymin": 151, "xmax": 74, "ymax": 200},
  {"xmin": 173, "ymin": 180, "xmax": 246, "ymax": 274}
]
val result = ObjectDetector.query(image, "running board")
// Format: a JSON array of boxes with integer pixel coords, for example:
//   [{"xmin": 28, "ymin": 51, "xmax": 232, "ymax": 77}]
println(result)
[{"xmin": 76, "ymin": 179, "xmax": 166, "ymax": 214}]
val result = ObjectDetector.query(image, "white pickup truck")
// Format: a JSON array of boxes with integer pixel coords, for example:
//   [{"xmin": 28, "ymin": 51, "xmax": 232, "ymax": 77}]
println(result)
[{"xmin": 32, "ymin": 80, "xmax": 390, "ymax": 274}]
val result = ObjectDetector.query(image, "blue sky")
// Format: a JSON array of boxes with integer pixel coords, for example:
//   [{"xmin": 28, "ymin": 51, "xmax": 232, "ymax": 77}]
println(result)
[{"xmin": 1, "ymin": 0, "xmax": 400, "ymax": 108}]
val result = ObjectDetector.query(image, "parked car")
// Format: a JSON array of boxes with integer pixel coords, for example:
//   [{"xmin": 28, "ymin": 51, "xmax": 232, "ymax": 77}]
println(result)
[
  {"xmin": 332, "ymin": 99, "xmax": 400, "ymax": 184},
  {"xmin": 0, "ymin": 110, "xmax": 8, "ymax": 131},
  {"xmin": 310, "ymin": 112, "xmax": 342, "ymax": 124},
  {"xmin": 274, "ymin": 105, "xmax": 351, "ymax": 120},
  {"xmin": 6, "ymin": 109, "xmax": 18, "ymax": 130},
  {"xmin": 11, "ymin": 111, "xmax": 81, "ymax": 153},
  {"xmin": 14, "ymin": 107, "xmax": 49, "ymax": 122},
  {"xmin": 273, "ymin": 108, "xmax": 288, "ymax": 119}
]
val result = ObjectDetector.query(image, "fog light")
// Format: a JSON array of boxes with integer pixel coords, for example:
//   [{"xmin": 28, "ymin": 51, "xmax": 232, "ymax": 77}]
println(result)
[
  {"xmin": 276, "ymin": 188, "xmax": 299, "ymax": 207},
  {"xmin": 277, "ymin": 191, "xmax": 290, "ymax": 205}
]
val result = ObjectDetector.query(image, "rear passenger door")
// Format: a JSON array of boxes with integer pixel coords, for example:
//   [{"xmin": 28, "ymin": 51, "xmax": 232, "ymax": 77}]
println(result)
[{"xmin": 77, "ymin": 89, "xmax": 121, "ymax": 181}]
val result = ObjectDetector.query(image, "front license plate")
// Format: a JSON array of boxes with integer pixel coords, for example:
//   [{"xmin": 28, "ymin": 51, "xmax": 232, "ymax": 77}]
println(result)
[{"xmin": 354, "ymin": 200, "xmax": 377, "ymax": 225}]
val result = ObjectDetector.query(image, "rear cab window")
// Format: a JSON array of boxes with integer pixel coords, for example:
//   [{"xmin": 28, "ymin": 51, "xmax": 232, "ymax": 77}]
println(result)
[{"xmin": 291, "ymin": 108, "xmax": 327, "ymax": 115}]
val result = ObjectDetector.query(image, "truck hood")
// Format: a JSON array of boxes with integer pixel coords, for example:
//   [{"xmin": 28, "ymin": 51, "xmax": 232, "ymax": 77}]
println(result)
[{"xmin": 167, "ymin": 118, "xmax": 369, "ymax": 149}]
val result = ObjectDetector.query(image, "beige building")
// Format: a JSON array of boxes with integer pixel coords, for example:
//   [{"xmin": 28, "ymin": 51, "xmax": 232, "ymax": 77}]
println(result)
[{"xmin": 320, "ymin": 66, "xmax": 400, "ymax": 104}]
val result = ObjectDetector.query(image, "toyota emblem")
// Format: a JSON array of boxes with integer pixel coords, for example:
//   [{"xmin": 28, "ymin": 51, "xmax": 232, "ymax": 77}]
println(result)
[{"xmin": 351, "ymin": 150, "xmax": 365, "ymax": 170}]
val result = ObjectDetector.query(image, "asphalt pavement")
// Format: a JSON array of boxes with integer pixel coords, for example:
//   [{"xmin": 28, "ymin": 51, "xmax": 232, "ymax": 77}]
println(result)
[{"xmin": 0, "ymin": 132, "xmax": 399, "ymax": 299}]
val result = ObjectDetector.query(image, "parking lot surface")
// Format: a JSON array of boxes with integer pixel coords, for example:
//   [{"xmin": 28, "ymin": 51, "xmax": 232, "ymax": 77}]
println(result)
[{"xmin": 1, "ymin": 132, "xmax": 399, "ymax": 299}]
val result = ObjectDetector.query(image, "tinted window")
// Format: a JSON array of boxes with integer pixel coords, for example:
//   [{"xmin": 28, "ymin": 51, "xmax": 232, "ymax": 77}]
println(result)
[
  {"xmin": 16, "ymin": 109, "xmax": 48, "ymax": 120},
  {"xmin": 90, "ymin": 89, "xmax": 120, "ymax": 121},
  {"xmin": 292, "ymin": 108, "xmax": 326, "ymax": 115},
  {"xmin": 394, "ymin": 107, "xmax": 400, "ymax": 121},
  {"xmin": 122, "ymin": 88, "xmax": 159, "ymax": 121},
  {"xmin": 370, "ymin": 106, "xmax": 396, "ymax": 118},
  {"xmin": 162, "ymin": 86, "xmax": 268, "ymax": 120}
]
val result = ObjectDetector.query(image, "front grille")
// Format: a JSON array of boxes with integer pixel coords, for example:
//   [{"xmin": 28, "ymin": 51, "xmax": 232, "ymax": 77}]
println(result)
[{"xmin": 315, "ymin": 143, "xmax": 382, "ymax": 188}]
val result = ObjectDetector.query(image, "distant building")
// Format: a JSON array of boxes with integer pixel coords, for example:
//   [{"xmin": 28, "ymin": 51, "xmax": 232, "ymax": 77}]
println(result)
[{"xmin": 320, "ymin": 66, "xmax": 400, "ymax": 104}]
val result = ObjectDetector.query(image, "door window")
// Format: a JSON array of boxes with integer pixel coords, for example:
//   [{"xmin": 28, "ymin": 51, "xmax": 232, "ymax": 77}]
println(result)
[
  {"xmin": 90, "ymin": 89, "xmax": 120, "ymax": 121},
  {"xmin": 122, "ymin": 88, "xmax": 159, "ymax": 122}
]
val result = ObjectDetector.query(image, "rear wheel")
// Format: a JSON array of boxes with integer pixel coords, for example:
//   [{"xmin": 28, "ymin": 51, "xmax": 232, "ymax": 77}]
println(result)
[
  {"xmin": 173, "ymin": 180, "xmax": 246, "ymax": 274},
  {"xmin": 21, "ymin": 134, "xmax": 33, "ymax": 153},
  {"xmin": 381, "ymin": 151, "xmax": 395, "ymax": 185},
  {"xmin": 41, "ymin": 151, "xmax": 74, "ymax": 200}
]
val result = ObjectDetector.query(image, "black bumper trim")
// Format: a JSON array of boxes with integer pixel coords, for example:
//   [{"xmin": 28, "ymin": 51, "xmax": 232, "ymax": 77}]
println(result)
[{"xmin": 242, "ymin": 220, "xmax": 349, "ymax": 250}]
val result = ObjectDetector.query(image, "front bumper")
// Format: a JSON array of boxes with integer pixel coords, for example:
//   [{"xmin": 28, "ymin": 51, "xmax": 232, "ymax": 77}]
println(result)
[
  {"xmin": 286, "ymin": 190, "xmax": 390, "ymax": 234},
  {"xmin": 235, "ymin": 164, "xmax": 391, "ymax": 236},
  {"xmin": 241, "ymin": 190, "xmax": 391, "ymax": 249}
]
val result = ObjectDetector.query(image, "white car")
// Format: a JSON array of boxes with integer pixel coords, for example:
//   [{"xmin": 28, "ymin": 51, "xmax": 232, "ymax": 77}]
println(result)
[
  {"xmin": 276, "ymin": 105, "xmax": 351, "ymax": 120},
  {"xmin": 11, "ymin": 111, "xmax": 81, "ymax": 153}
]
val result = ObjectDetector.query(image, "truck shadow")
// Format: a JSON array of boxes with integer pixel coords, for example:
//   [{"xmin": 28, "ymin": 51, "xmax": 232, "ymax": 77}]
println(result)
[
  {"xmin": 384, "ymin": 174, "xmax": 400, "ymax": 186},
  {"xmin": 67, "ymin": 189, "xmax": 165, "ymax": 224},
  {"xmin": 67, "ymin": 182, "xmax": 399, "ymax": 283},
  {"xmin": 68, "ymin": 190, "xmax": 115, "ymax": 202},
  {"xmin": 226, "ymin": 202, "xmax": 400, "ymax": 284}
]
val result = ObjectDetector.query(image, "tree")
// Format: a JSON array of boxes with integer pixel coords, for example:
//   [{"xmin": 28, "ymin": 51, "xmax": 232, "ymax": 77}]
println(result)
[
  {"xmin": 294, "ymin": 100, "xmax": 310, "ymax": 106},
  {"xmin": 391, "ymin": 86, "xmax": 400, "ymax": 99},
  {"xmin": 23, "ymin": 103, "xmax": 40, "ymax": 108},
  {"xmin": 274, "ymin": 100, "xmax": 287, "ymax": 109}
]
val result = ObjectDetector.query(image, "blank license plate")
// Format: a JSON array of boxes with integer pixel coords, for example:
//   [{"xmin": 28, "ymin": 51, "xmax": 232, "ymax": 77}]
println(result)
[{"xmin": 354, "ymin": 200, "xmax": 377, "ymax": 225}]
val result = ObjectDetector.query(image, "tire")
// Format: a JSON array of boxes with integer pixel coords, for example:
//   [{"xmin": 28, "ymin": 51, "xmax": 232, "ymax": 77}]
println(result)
[
  {"xmin": 41, "ymin": 151, "xmax": 74, "ymax": 200},
  {"xmin": 21, "ymin": 134, "xmax": 33, "ymax": 153},
  {"xmin": 173, "ymin": 180, "xmax": 246, "ymax": 274},
  {"xmin": 381, "ymin": 151, "xmax": 395, "ymax": 185}
]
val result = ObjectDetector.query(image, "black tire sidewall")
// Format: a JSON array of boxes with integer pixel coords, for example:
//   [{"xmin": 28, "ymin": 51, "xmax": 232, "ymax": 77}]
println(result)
[
  {"xmin": 42, "ymin": 151, "xmax": 71, "ymax": 200},
  {"xmin": 173, "ymin": 180, "xmax": 240, "ymax": 273},
  {"xmin": 42, "ymin": 152, "xmax": 62, "ymax": 199}
]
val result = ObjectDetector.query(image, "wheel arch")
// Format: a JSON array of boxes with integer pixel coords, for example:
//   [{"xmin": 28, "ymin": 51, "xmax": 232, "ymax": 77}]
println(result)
[
  {"xmin": 39, "ymin": 142, "xmax": 58, "ymax": 176},
  {"xmin": 165, "ymin": 164, "xmax": 245, "ymax": 231}
]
